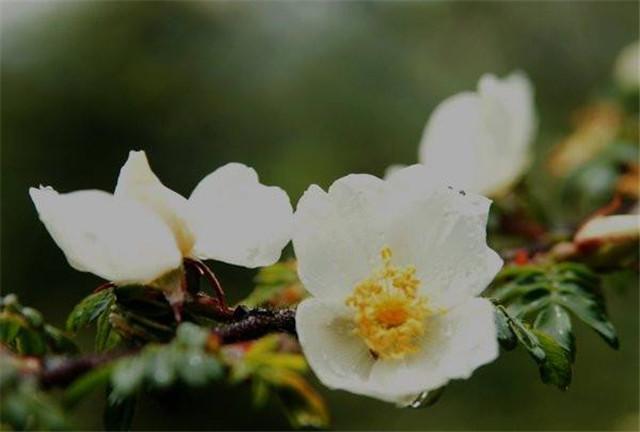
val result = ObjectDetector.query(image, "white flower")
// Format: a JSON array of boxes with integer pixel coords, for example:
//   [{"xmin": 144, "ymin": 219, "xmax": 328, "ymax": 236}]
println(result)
[
  {"xmin": 30, "ymin": 151, "xmax": 293, "ymax": 287},
  {"xmin": 413, "ymin": 72, "xmax": 536, "ymax": 197},
  {"xmin": 293, "ymin": 165, "xmax": 503, "ymax": 404},
  {"xmin": 614, "ymin": 40, "xmax": 639, "ymax": 92}
]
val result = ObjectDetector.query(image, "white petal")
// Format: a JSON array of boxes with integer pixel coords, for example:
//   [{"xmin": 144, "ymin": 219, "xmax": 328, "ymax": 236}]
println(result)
[
  {"xmin": 368, "ymin": 298, "xmax": 498, "ymax": 400},
  {"xmin": 293, "ymin": 175, "xmax": 389, "ymax": 300},
  {"xmin": 295, "ymin": 299, "xmax": 376, "ymax": 395},
  {"xmin": 478, "ymin": 71, "xmax": 536, "ymax": 168},
  {"xmin": 418, "ymin": 72, "xmax": 535, "ymax": 197},
  {"xmin": 575, "ymin": 215, "xmax": 640, "ymax": 244},
  {"xmin": 297, "ymin": 297, "xmax": 499, "ymax": 404},
  {"xmin": 385, "ymin": 165, "xmax": 503, "ymax": 308},
  {"xmin": 295, "ymin": 166, "xmax": 501, "ymax": 307},
  {"xmin": 189, "ymin": 163, "xmax": 292, "ymax": 268},
  {"xmin": 30, "ymin": 187, "xmax": 182, "ymax": 284},
  {"xmin": 115, "ymin": 150, "xmax": 195, "ymax": 255},
  {"xmin": 383, "ymin": 164, "xmax": 407, "ymax": 180}
]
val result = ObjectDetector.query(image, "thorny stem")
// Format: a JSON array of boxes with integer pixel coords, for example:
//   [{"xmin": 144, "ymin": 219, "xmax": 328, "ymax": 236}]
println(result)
[
  {"xmin": 32, "ymin": 261, "xmax": 297, "ymax": 388},
  {"xmin": 33, "ymin": 307, "xmax": 296, "ymax": 388},
  {"xmin": 212, "ymin": 307, "xmax": 296, "ymax": 344},
  {"xmin": 184, "ymin": 258, "xmax": 227, "ymax": 307},
  {"xmin": 191, "ymin": 293, "xmax": 236, "ymax": 321},
  {"xmin": 39, "ymin": 351, "xmax": 131, "ymax": 388}
]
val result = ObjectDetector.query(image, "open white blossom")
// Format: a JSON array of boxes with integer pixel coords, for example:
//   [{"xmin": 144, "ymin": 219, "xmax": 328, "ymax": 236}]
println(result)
[
  {"xmin": 30, "ymin": 151, "xmax": 293, "ymax": 288},
  {"xmin": 293, "ymin": 165, "xmax": 503, "ymax": 404},
  {"xmin": 412, "ymin": 72, "xmax": 536, "ymax": 197}
]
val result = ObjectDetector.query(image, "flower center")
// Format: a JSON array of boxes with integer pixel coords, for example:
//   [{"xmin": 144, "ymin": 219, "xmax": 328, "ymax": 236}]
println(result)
[{"xmin": 345, "ymin": 247, "xmax": 430, "ymax": 360}]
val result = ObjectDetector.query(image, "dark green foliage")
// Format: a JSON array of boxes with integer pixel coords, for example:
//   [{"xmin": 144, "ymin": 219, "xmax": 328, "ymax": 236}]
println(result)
[
  {"xmin": 1, "ymin": 294, "xmax": 77, "ymax": 356},
  {"xmin": 225, "ymin": 335, "xmax": 329, "ymax": 429},
  {"xmin": 495, "ymin": 305, "xmax": 572, "ymax": 389},
  {"xmin": 66, "ymin": 289, "xmax": 116, "ymax": 333},
  {"xmin": 108, "ymin": 323, "xmax": 223, "ymax": 401},
  {"xmin": 0, "ymin": 354, "xmax": 69, "ymax": 430},
  {"xmin": 491, "ymin": 262, "xmax": 619, "ymax": 389}
]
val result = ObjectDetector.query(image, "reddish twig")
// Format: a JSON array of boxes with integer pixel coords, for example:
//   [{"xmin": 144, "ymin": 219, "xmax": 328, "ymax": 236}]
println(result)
[
  {"xmin": 190, "ymin": 293, "xmax": 236, "ymax": 321},
  {"xmin": 28, "ymin": 306, "xmax": 296, "ymax": 389},
  {"xmin": 93, "ymin": 282, "xmax": 115, "ymax": 293},
  {"xmin": 39, "ymin": 351, "xmax": 131, "ymax": 388},
  {"xmin": 184, "ymin": 258, "xmax": 227, "ymax": 306}
]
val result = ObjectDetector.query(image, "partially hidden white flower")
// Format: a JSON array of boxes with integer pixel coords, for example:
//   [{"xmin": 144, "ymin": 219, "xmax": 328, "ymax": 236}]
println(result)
[
  {"xmin": 30, "ymin": 151, "xmax": 293, "ymax": 288},
  {"xmin": 412, "ymin": 72, "xmax": 536, "ymax": 197},
  {"xmin": 293, "ymin": 164, "xmax": 503, "ymax": 404},
  {"xmin": 614, "ymin": 40, "xmax": 639, "ymax": 92}
]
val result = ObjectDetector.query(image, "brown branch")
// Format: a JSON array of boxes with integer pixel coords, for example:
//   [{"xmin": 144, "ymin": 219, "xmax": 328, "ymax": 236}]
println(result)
[
  {"xmin": 212, "ymin": 307, "xmax": 296, "ymax": 344},
  {"xmin": 33, "ymin": 306, "xmax": 297, "ymax": 388},
  {"xmin": 39, "ymin": 351, "xmax": 130, "ymax": 389}
]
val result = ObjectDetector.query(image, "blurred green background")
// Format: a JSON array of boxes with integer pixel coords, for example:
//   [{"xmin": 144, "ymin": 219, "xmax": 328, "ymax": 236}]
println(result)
[{"xmin": 1, "ymin": 1, "xmax": 638, "ymax": 430}]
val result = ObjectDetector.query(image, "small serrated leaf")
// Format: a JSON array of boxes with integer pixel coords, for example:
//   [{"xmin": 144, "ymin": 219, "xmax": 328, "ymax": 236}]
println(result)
[
  {"xmin": 532, "ymin": 330, "xmax": 572, "ymax": 390},
  {"xmin": 534, "ymin": 304, "xmax": 575, "ymax": 361},
  {"xmin": 16, "ymin": 328, "xmax": 47, "ymax": 356},
  {"xmin": 0, "ymin": 313, "xmax": 25, "ymax": 345},
  {"xmin": 557, "ymin": 292, "xmax": 618, "ymax": 348},
  {"xmin": 96, "ymin": 310, "xmax": 121, "ymax": 353},
  {"xmin": 66, "ymin": 289, "xmax": 116, "ymax": 333}
]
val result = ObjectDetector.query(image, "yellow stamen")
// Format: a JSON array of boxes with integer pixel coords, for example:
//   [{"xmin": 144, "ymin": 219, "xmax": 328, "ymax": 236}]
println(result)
[{"xmin": 345, "ymin": 247, "xmax": 430, "ymax": 360}]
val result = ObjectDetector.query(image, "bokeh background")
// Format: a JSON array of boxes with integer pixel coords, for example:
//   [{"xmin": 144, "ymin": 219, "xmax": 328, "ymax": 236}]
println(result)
[{"xmin": 1, "ymin": 1, "xmax": 638, "ymax": 430}]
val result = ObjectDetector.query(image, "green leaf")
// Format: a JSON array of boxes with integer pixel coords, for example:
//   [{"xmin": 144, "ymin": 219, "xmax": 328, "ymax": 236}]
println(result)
[
  {"xmin": 110, "ymin": 323, "xmax": 222, "ymax": 400},
  {"xmin": 501, "ymin": 308, "xmax": 545, "ymax": 362},
  {"xmin": 66, "ymin": 289, "xmax": 116, "ymax": 333},
  {"xmin": 111, "ymin": 355, "xmax": 147, "ymax": 399},
  {"xmin": 497, "ymin": 306, "xmax": 572, "ymax": 389},
  {"xmin": 0, "ymin": 313, "xmax": 24, "ymax": 345},
  {"xmin": 1, "ymin": 299, "xmax": 78, "ymax": 355},
  {"xmin": 178, "ymin": 350, "xmax": 223, "ymax": 386},
  {"xmin": 489, "ymin": 263, "xmax": 618, "ymax": 389},
  {"xmin": 532, "ymin": 330, "xmax": 572, "ymax": 390},
  {"xmin": 253, "ymin": 262, "xmax": 299, "ymax": 285},
  {"xmin": 1, "ymin": 355, "xmax": 70, "ymax": 430},
  {"xmin": 557, "ymin": 292, "xmax": 618, "ymax": 348},
  {"xmin": 242, "ymin": 261, "xmax": 305, "ymax": 308},
  {"xmin": 533, "ymin": 304, "xmax": 575, "ymax": 360},
  {"xmin": 96, "ymin": 310, "xmax": 121, "ymax": 353},
  {"xmin": 262, "ymin": 369, "xmax": 330, "ymax": 429},
  {"xmin": 16, "ymin": 328, "xmax": 47, "ymax": 356},
  {"xmin": 491, "ymin": 263, "xmax": 618, "ymax": 350},
  {"xmin": 494, "ymin": 307, "xmax": 517, "ymax": 351},
  {"xmin": 43, "ymin": 325, "xmax": 79, "ymax": 354}
]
